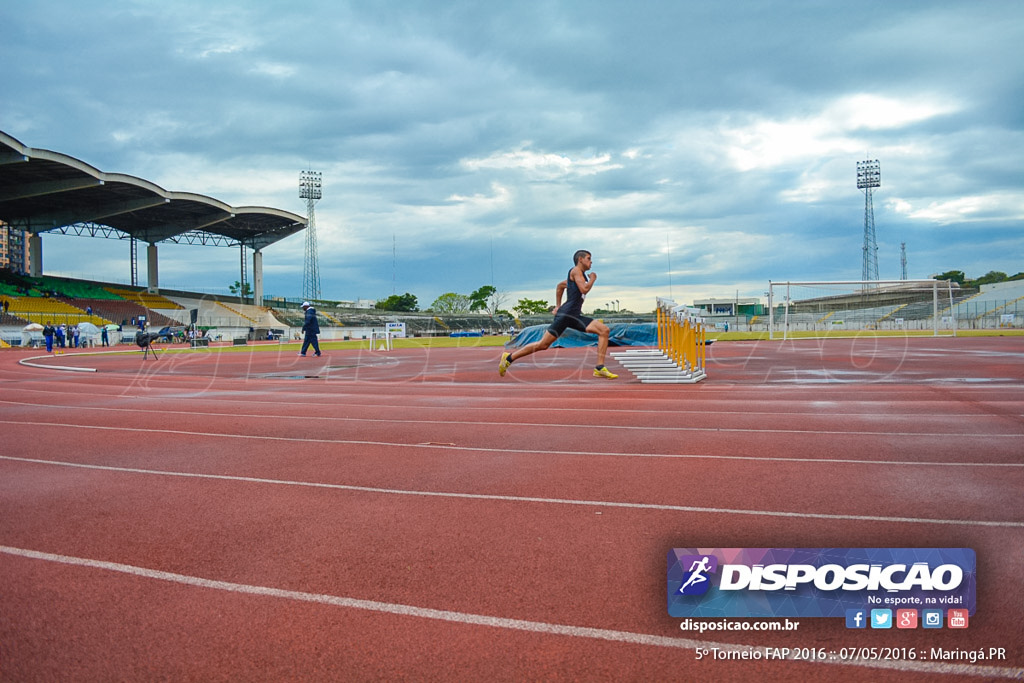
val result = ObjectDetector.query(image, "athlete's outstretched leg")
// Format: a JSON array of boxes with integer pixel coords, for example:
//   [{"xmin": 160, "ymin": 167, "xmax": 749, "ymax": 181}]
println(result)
[{"xmin": 499, "ymin": 331, "xmax": 556, "ymax": 376}]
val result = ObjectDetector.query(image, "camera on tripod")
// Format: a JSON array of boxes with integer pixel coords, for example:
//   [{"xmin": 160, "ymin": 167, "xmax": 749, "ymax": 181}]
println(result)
[{"xmin": 135, "ymin": 331, "xmax": 162, "ymax": 359}]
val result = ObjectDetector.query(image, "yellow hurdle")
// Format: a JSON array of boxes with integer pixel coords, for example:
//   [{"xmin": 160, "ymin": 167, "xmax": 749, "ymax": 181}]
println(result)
[
  {"xmin": 635, "ymin": 297, "xmax": 707, "ymax": 383},
  {"xmin": 613, "ymin": 298, "xmax": 707, "ymax": 383}
]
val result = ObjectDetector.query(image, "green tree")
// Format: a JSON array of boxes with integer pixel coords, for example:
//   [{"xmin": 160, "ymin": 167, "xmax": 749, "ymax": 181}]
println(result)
[
  {"xmin": 468, "ymin": 285, "xmax": 497, "ymax": 311},
  {"xmin": 228, "ymin": 280, "xmax": 252, "ymax": 297},
  {"xmin": 430, "ymin": 292, "xmax": 472, "ymax": 314},
  {"xmin": 375, "ymin": 293, "xmax": 419, "ymax": 311},
  {"xmin": 970, "ymin": 271, "xmax": 1008, "ymax": 286},
  {"xmin": 935, "ymin": 270, "xmax": 966, "ymax": 285},
  {"xmin": 469, "ymin": 285, "xmax": 508, "ymax": 316},
  {"xmin": 513, "ymin": 298, "xmax": 551, "ymax": 316}
]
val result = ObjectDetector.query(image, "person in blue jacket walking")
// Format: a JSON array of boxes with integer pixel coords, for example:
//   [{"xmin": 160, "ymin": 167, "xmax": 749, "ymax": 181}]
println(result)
[{"xmin": 299, "ymin": 301, "xmax": 322, "ymax": 357}]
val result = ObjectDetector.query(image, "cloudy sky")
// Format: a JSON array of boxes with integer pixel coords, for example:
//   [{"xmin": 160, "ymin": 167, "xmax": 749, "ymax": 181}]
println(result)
[{"xmin": 2, "ymin": 0, "xmax": 1022, "ymax": 312}]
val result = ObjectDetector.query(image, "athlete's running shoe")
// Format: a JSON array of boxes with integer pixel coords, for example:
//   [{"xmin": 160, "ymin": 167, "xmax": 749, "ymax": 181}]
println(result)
[
  {"xmin": 593, "ymin": 366, "xmax": 618, "ymax": 379},
  {"xmin": 498, "ymin": 352, "xmax": 512, "ymax": 377}
]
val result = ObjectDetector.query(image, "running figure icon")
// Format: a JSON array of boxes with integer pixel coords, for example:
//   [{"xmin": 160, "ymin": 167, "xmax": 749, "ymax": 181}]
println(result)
[{"xmin": 678, "ymin": 556, "xmax": 712, "ymax": 594}]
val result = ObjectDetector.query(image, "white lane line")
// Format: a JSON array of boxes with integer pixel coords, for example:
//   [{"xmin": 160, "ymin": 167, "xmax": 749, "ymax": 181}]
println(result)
[
  {"xmin": 0, "ymin": 419, "xmax": 1020, "ymax": 469},
  {"xmin": 8, "ymin": 391, "xmax": 1024, "ymax": 423},
  {"xmin": 2, "ymin": 455, "xmax": 1022, "ymax": 528},
  {"xmin": 15, "ymin": 357, "xmax": 97, "ymax": 372},
  {"xmin": 0, "ymin": 401, "xmax": 1020, "ymax": 440},
  {"xmin": 13, "ymin": 375, "xmax": 1024, "ymax": 394},
  {"xmin": 1, "ymin": 545, "xmax": 1020, "ymax": 680}
]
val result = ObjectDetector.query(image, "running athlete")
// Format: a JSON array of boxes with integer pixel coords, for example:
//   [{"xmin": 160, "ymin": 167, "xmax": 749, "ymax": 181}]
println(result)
[{"xmin": 499, "ymin": 250, "xmax": 618, "ymax": 379}]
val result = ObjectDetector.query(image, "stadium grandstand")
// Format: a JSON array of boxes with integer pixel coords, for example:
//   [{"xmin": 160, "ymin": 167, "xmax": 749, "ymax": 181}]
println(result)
[
  {"xmin": 0, "ymin": 271, "xmax": 532, "ymax": 347},
  {"xmin": 0, "ymin": 130, "xmax": 305, "ymax": 306},
  {"xmin": 762, "ymin": 279, "xmax": 1024, "ymax": 337},
  {"xmin": 949, "ymin": 280, "xmax": 1024, "ymax": 328}
]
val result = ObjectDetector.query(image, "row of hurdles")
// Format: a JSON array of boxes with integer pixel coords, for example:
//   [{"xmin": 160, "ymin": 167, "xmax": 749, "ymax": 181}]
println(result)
[{"xmin": 611, "ymin": 297, "xmax": 708, "ymax": 383}]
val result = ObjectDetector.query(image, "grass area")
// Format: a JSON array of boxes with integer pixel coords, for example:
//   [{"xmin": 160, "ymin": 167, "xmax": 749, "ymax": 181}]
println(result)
[
  {"xmin": 145, "ymin": 335, "xmax": 512, "ymax": 355},
  {"xmin": 316, "ymin": 336, "xmax": 510, "ymax": 350}
]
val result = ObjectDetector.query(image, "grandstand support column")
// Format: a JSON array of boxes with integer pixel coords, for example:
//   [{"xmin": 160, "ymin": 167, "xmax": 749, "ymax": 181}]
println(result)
[
  {"xmin": 239, "ymin": 244, "xmax": 248, "ymax": 306},
  {"xmin": 130, "ymin": 238, "xmax": 139, "ymax": 286},
  {"xmin": 28, "ymin": 232, "xmax": 42, "ymax": 277},
  {"xmin": 147, "ymin": 243, "xmax": 159, "ymax": 294},
  {"xmin": 253, "ymin": 249, "xmax": 264, "ymax": 307}
]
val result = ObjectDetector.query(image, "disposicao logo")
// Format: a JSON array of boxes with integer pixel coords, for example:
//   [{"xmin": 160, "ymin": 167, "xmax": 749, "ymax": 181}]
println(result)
[
  {"xmin": 667, "ymin": 548, "xmax": 976, "ymax": 619},
  {"xmin": 676, "ymin": 555, "xmax": 718, "ymax": 595}
]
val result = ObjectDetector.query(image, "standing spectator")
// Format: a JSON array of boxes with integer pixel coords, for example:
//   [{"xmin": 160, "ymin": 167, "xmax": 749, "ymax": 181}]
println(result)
[
  {"xmin": 298, "ymin": 301, "xmax": 322, "ymax": 357},
  {"xmin": 55, "ymin": 324, "xmax": 66, "ymax": 349},
  {"xmin": 43, "ymin": 322, "xmax": 55, "ymax": 353},
  {"xmin": 72, "ymin": 324, "xmax": 81, "ymax": 348},
  {"xmin": 101, "ymin": 326, "xmax": 109, "ymax": 347}
]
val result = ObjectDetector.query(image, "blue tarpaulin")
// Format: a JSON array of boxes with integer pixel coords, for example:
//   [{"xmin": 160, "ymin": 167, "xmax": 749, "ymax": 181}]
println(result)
[{"xmin": 506, "ymin": 323, "xmax": 659, "ymax": 348}]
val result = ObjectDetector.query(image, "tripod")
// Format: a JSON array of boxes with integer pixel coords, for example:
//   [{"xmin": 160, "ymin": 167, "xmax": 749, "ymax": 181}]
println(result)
[{"xmin": 135, "ymin": 332, "xmax": 160, "ymax": 360}]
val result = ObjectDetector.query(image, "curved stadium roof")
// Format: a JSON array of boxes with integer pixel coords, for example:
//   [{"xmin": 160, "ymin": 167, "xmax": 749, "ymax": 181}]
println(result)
[{"xmin": 0, "ymin": 130, "xmax": 305, "ymax": 250}]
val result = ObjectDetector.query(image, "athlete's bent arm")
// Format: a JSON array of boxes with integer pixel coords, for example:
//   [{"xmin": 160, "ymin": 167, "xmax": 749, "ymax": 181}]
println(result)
[
  {"xmin": 573, "ymin": 268, "xmax": 597, "ymax": 296},
  {"xmin": 553, "ymin": 280, "xmax": 567, "ymax": 311}
]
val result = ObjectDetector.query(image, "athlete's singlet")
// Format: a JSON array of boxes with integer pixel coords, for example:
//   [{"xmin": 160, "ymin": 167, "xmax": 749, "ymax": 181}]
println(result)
[{"xmin": 561, "ymin": 269, "xmax": 587, "ymax": 317}]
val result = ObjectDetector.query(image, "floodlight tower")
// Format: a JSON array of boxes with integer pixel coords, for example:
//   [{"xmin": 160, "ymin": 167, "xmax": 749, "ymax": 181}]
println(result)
[
  {"xmin": 299, "ymin": 170, "xmax": 322, "ymax": 301},
  {"xmin": 900, "ymin": 242, "xmax": 907, "ymax": 280},
  {"xmin": 856, "ymin": 159, "xmax": 881, "ymax": 283}
]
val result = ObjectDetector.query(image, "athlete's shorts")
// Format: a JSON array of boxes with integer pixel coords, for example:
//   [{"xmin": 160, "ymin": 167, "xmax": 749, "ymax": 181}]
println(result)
[{"xmin": 547, "ymin": 313, "xmax": 593, "ymax": 338}]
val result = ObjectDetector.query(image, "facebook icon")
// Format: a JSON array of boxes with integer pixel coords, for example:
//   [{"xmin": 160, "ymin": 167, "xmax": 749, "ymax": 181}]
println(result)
[{"xmin": 846, "ymin": 609, "xmax": 867, "ymax": 629}]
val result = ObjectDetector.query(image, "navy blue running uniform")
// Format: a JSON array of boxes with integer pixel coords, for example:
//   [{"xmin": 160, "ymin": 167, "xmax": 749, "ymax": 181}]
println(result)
[
  {"xmin": 548, "ymin": 269, "xmax": 593, "ymax": 338},
  {"xmin": 498, "ymin": 249, "xmax": 618, "ymax": 380}
]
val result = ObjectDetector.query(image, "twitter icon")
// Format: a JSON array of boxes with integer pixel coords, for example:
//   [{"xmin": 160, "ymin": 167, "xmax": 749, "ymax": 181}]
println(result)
[{"xmin": 870, "ymin": 609, "xmax": 893, "ymax": 629}]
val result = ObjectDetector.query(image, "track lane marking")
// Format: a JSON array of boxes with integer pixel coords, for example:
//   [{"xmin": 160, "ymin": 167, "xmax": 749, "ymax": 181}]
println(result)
[
  {"xmin": 1, "ymin": 401, "xmax": 1020, "ymax": 439},
  {"xmin": 1, "ymin": 545, "xmax": 1021, "ymax": 679},
  {"xmin": 5, "ymin": 393, "xmax": 1024, "ymax": 422},
  {"xmin": 2, "ymin": 455, "xmax": 1022, "ymax": 527},
  {"xmin": 0, "ymin": 419, "xmax": 1021, "ymax": 468}
]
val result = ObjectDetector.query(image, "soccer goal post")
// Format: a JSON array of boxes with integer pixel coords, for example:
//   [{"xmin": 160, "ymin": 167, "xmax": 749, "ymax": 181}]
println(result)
[{"xmin": 767, "ymin": 280, "xmax": 958, "ymax": 340}]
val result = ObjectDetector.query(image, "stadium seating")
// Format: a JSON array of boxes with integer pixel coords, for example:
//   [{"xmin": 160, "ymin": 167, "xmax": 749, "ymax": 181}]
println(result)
[
  {"xmin": 0, "ymin": 294, "xmax": 109, "ymax": 326},
  {"xmin": 105, "ymin": 286, "xmax": 185, "ymax": 310},
  {"xmin": 950, "ymin": 282, "xmax": 1024, "ymax": 320}
]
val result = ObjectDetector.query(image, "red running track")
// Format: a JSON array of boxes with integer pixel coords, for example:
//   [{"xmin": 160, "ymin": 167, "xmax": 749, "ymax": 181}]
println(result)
[{"xmin": 1, "ymin": 337, "xmax": 1022, "ymax": 681}]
